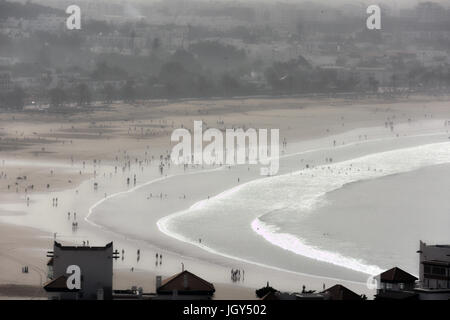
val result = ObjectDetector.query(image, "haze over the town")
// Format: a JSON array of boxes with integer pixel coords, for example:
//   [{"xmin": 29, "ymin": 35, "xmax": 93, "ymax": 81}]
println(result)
[{"xmin": 0, "ymin": 0, "xmax": 450, "ymax": 303}]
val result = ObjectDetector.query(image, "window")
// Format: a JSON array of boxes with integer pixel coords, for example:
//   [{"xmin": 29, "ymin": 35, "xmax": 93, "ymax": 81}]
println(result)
[{"xmin": 431, "ymin": 266, "xmax": 445, "ymax": 276}]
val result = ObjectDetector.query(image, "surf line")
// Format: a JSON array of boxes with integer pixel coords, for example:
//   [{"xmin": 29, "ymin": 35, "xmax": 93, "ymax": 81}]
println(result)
[
  {"xmin": 158, "ymin": 139, "xmax": 450, "ymax": 280},
  {"xmin": 156, "ymin": 178, "xmax": 382, "ymax": 281},
  {"xmin": 157, "ymin": 206, "xmax": 370, "ymax": 285},
  {"xmin": 251, "ymin": 217, "xmax": 383, "ymax": 276}
]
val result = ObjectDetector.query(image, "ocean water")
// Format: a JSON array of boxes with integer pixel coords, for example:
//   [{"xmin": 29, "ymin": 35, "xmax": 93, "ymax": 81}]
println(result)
[
  {"xmin": 293, "ymin": 163, "xmax": 450, "ymax": 276},
  {"xmin": 159, "ymin": 141, "xmax": 450, "ymax": 280}
]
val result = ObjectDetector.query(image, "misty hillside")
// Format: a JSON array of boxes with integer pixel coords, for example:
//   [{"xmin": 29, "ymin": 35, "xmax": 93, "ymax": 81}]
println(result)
[{"xmin": 0, "ymin": 0, "xmax": 63, "ymax": 20}]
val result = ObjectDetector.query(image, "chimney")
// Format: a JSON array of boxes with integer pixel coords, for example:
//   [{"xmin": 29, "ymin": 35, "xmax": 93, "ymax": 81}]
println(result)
[{"xmin": 156, "ymin": 275, "xmax": 162, "ymax": 292}]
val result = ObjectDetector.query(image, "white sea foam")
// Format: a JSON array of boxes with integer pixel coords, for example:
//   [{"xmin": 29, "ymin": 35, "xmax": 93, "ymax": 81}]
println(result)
[
  {"xmin": 159, "ymin": 141, "xmax": 450, "ymax": 276},
  {"xmin": 251, "ymin": 218, "xmax": 384, "ymax": 275}
]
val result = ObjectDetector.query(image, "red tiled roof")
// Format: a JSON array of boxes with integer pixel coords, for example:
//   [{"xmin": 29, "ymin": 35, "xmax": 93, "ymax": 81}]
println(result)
[
  {"xmin": 43, "ymin": 275, "xmax": 79, "ymax": 292},
  {"xmin": 378, "ymin": 267, "xmax": 417, "ymax": 283},
  {"xmin": 322, "ymin": 284, "xmax": 362, "ymax": 300},
  {"xmin": 157, "ymin": 270, "xmax": 215, "ymax": 295}
]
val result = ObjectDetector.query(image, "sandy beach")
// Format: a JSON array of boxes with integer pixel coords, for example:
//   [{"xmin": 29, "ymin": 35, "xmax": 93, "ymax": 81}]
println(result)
[{"xmin": 1, "ymin": 95, "xmax": 450, "ymax": 299}]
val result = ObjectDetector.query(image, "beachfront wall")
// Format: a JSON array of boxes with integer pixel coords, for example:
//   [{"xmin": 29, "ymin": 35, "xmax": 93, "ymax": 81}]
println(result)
[
  {"xmin": 415, "ymin": 289, "xmax": 450, "ymax": 300},
  {"xmin": 52, "ymin": 241, "xmax": 113, "ymax": 300}
]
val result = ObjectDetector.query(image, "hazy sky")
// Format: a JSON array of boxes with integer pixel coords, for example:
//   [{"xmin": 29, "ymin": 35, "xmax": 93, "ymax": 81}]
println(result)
[
  {"xmin": 247, "ymin": 0, "xmax": 448, "ymax": 9},
  {"xmin": 9, "ymin": 0, "xmax": 450, "ymax": 10}
]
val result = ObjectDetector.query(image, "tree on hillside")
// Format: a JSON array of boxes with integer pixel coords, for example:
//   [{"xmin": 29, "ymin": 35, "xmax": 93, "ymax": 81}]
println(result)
[
  {"xmin": 220, "ymin": 73, "xmax": 240, "ymax": 96},
  {"xmin": 48, "ymin": 87, "xmax": 67, "ymax": 108},
  {"xmin": 91, "ymin": 61, "xmax": 128, "ymax": 81},
  {"xmin": 75, "ymin": 83, "xmax": 91, "ymax": 106},
  {"xmin": 1, "ymin": 86, "xmax": 26, "ymax": 110},
  {"xmin": 103, "ymin": 84, "xmax": 116, "ymax": 104},
  {"xmin": 121, "ymin": 80, "xmax": 135, "ymax": 102}
]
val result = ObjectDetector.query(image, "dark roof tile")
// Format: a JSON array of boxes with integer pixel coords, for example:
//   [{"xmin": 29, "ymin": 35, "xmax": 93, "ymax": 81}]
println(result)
[
  {"xmin": 322, "ymin": 284, "xmax": 362, "ymax": 300},
  {"xmin": 378, "ymin": 267, "xmax": 418, "ymax": 283},
  {"xmin": 157, "ymin": 270, "xmax": 215, "ymax": 295},
  {"xmin": 43, "ymin": 275, "xmax": 79, "ymax": 292}
]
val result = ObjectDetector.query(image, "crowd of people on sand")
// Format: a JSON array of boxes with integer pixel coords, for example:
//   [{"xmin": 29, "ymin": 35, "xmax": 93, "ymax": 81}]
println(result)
[
  {"xmin": 114, "ymin": 247, "xmax": 165, "ymax": 272},
  {"xmin": 231, "ymin": 268, "xmax": 244, "ymax": 282}
]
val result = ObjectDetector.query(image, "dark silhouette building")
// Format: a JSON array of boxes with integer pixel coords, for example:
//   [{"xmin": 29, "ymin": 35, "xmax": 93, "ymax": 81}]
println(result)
[
  {"xmin": 155, "ymin": 270, "xmax": 215, "ymax": 300},
  {"xmin": 321, "ymin": 284, "xmax": 363, "ymax": 300},
  {"xmin": 43, "ymin": 241, "xmax": 114, "ymax": 300}
]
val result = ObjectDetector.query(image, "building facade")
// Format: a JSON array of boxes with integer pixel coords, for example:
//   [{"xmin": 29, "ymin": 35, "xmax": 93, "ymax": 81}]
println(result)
[
  {"xmin": 44, "ymin": 241, "xmax": 114, "ymax": 300},
  {"xmin": 418, "ymin": 241, "xmax": 450, "ymax": 290}
]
